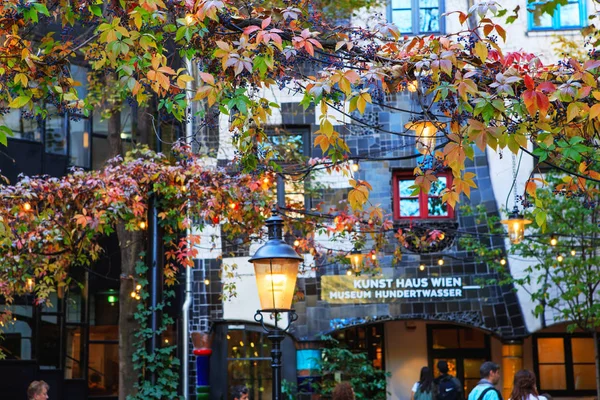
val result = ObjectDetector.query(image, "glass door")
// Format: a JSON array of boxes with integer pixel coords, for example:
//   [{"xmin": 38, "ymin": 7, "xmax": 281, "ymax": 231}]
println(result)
[{"xmin": 428, "ymin": 325, "xmax": 491, "ymax": 395}]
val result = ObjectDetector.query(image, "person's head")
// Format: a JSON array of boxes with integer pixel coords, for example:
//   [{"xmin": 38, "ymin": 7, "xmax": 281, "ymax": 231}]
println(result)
[
  {"xmin": 437, "ymin": 360, "xmax": 449, "ymax": 375},
  {"xmin": 510, "ymin": 370, "xmax": 539, "ymax": 400},
  {"xmin": 27, "ymin": 381, "xmax": 49, "ymax": 400},
  {"xmin": 419, "ymin": 366, "xmax": 434, "ymax": 392},
  {"xmin": 332, "ymin": 382, "xmax": 355, "ymax": 400},
  {"xmin": 480, "ymin": 361, "xmax": 501, "ymax": 385},
  {"xmin": 231, "ymin": 385, "xmax": 249, "ymax": 400}
]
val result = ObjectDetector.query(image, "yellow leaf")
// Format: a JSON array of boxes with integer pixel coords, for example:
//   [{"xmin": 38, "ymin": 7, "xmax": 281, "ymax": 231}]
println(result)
[
  {"xmin": 589, "ymin": 103, "xmax": 600, "ymax": 120},
  {"xmin": 474, "ymin": 41, "xmax": 488, "ymax": 63},
  {"xmin": 9, "ymin": 95, "xmax": 31, "ymax": 108}
]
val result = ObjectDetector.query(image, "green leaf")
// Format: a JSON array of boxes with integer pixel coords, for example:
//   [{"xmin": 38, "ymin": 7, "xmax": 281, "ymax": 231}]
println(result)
[
  {"xmin": 0, "ymin": 126, "xmax": 12, "ymax": 146},
  {"xmin": 8, "ymin": 96, "xmax": 31, "ymax": 108}
]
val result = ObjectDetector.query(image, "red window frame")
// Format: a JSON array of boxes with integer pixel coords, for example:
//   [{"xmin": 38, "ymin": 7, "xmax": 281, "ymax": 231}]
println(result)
[{"xmin": 392, "ymin": 170, "xmax": 455, "ymax": 220}]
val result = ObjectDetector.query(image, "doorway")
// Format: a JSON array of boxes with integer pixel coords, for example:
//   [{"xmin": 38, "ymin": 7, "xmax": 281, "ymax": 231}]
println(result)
[{"xmin": 427, "ymin": 325, "xmax": 491, "ymax": 394}]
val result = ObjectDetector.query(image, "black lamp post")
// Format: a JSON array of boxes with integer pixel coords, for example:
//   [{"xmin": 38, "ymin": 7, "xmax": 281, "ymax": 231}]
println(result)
[{"xmin": 249, "ymin": 209, "xmax": 303, "ymax": 400}]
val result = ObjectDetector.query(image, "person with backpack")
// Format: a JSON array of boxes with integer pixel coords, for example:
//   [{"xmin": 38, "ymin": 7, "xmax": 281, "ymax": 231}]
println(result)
[
  {"xmin": 434, "ymin": 360, "xmax": 463, "ymax": 400},
  {"xmin": 467, "ymin": 361, "xmax": 502, "ymax": 400},
  {"xmin": 412, "ymin": 366, "xmax": 436, "ymax": 400}
]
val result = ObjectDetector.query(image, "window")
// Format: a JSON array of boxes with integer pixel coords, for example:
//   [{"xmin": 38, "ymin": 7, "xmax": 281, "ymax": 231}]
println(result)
[
  {"xmin": 227, "ymin": 328, "xmax": 273, "ymax": 400},
  {"xmin": 528, "ymin": 1, "xmax": 585, "ymax": 30},
  {"xmin": 332, "ymin": 324, "xmax": 385, "ymax": 369},
  {"xmin": 428, "ymin": 326, "xmax": 491, "ymax": 394},
  {"xmin": 534, "ymin": 335, "xmax": 598, "ymax": 395},
  {"xmin": 393, "ymin": 170, "xmax": 453, "ymax": 220},
  {"xmin": 389, "ymin": 0, "xmax": 442, "ymax": 35}
]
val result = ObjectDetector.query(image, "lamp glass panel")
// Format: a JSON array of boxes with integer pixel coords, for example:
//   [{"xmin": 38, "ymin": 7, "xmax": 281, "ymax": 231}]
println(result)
[{"xmin": 253, "ymin": 258, "xmax": 299, "ymax": 310}]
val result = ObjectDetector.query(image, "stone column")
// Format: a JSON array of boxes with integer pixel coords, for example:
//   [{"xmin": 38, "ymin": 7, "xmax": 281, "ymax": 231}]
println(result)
[
  {"xmin": 296, "ymin": 341, "xmax": 323, "ymax": 399},
  {"xmin": 192, "ymin": 332, "xmax": 213, "ymax": 400},
  {"xmin": 502, "ymin": 340, "xmax": 523, "ymax": 400}
]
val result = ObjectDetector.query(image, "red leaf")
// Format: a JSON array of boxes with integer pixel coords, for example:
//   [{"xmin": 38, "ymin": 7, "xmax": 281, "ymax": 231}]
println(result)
[{"xmin": 524, "ymin": 75, "xmax": 534, "ymax": 90}]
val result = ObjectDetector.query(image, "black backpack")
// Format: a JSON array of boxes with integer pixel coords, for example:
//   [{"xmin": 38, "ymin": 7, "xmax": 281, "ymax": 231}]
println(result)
[{"xmin": 437, "ymin": 376, "xmax": 459, "ymax": 400}]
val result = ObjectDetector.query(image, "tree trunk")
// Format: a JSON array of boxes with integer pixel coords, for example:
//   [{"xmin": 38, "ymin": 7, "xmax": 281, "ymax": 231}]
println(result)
[
  {"xmin": 594, "ymin": 330, "xmax": 600, "ymax": 400},
  {"xmin": 106, "ymin": 102, "xmax": 140, "ymax": 400},
  {"xmin": 118, "ymin": 228, "xmax": 144, "ymax": 400}
]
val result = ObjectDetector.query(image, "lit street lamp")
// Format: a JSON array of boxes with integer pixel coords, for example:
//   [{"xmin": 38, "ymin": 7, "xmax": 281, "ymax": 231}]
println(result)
[
  {"xmin": 249, "ymin": 209, "xmax": 303, "ymax": 400},
  {"xmin": 501, "ymin": 206, "xmax": 531, "ymax": 244}
]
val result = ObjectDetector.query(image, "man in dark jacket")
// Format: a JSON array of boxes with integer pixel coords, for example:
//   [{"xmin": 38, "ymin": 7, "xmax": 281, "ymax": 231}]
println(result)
[{"xmin": 434, "ymin": 360, "xmax": 463, "ymax": 400}]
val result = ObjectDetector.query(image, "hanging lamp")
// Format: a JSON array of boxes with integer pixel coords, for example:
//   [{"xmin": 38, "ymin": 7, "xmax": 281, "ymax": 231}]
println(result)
[{"xmin": 404, "ymin": 120, "xmax": 446, "ymax": 155}]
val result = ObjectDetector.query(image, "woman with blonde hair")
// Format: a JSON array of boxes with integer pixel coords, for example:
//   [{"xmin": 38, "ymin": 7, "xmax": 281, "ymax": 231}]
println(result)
[{"xmin": 509, "ymin": 370, "xmax": 546, "ymax": 400}]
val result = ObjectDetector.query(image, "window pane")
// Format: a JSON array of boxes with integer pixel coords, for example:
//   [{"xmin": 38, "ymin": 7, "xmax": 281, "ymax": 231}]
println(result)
[
  {"xmin": 419, "ymin": 0, "xmax": 439, "ymax": 6},
  {"xmin": 400, "ymin": 198, "xmax": 420, "ymax": 217},
  {"xmin": 90, "ymin": 325, "xmax": 118, "ymax": 342},
  {"xmin": 464, "ymin": 358, "xmax": 487, "ymax": 393},
  {"xmin": 70, "ymin": 65, "xmax": 88, "ymax": 101},
  {"xmin": 0, "ymin": 305, "xmax": 34, "ymax": 360},
  {"xmin": 459, "ymin": 328, "xmax": 485, "ymax": 348},
  {"xmin": 560, "ymin": 2, "xmax": 580, "ymax": 27},
  {"xmin": 65, "ymin": 327, "xmax": 83, "ymax": 379},
  {"xmin": 539, "ymin": 365, "xmax": 567, "ymax": 390},
  {"xmin": 573, "ymin": 364, "xmax": 597, "ymax": 390},
  {"xmin": 531, "ymin": 10, "xmax": 553, "ymax": 28},
  {"xmin": 391, "ymin": 0, "xmax": 411, "ymax": 8},
  {"xmin": 537, "ymin": 338, "xmax": 565, "ymax": 363},
  {"xmin": 571, "ymin": 338, "xmax": 595, "ymax": 363},
  {"xmin": 432, "ymin": 329, "xmax": 458, "ymax": 349},
  {"xmin": 399, "ymin": 179, "xmax": 416, "ymax": 197},
  {"xmin": 430, "ymin": 177, "xmax": 447, "ymax": 195},
  {"xmin": 70, "ymin": 118, "xmax": 91, "ymax": 168},
  {"xmin": 392, "ymin": 10, "xmax": 412, "ymax": 33},
  {"xmin": 88, "ymin": 343, "xmax": 119, "ymax": 396},
  {"xmin": 45, "ymin": 107, "xmax": 67, "ymax": 155},
  {"xmin": 419, "ymin": 8, "xmax": 439, "ymax": 32},
  {"xmin": 0, "ymin": 110, "xmax": 41, "ymax": 141},
  {"xmin": 228, "ymin": 359, "xmax": 273, "ymax": 400},
  {"xmin": 428, "ymin": 197, "xmax": 448, "ymax": 216}
]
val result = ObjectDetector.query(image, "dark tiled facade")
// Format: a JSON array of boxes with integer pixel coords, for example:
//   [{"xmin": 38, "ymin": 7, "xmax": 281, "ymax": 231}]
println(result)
[{"xmin": 190, "ymin": 93, "xmax": 527, "ymax": 349}]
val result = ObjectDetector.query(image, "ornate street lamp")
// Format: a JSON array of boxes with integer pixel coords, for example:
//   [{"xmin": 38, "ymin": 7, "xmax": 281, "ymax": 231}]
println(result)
[
  {"xmin": 500, "ymin": 206, "xmax": 531, "ymax": 245},
  {"xmin": 346, "ymin": 249, "xmax": 365, "ymax": 273},
  {"xmin": 404, "ymin": 120, "xmax": 446, "ymax": 155},
  {"xmin": 249, "ymin": 210, "xmax": 303, "ymax": 400}
]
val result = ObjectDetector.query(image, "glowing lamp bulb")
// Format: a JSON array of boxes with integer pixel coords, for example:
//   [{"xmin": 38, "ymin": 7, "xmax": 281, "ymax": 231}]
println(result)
[
  {"xmin": 130, "ymin": 291, "xmax": 137, "ymax": 298},
  {"xmin": 346, "ymin": 270, "xmax": 352, "ymax": 276},
  {"xmin": 23, "ymin": 202, "xmax": 32, "ymax": 211},
  {"xmin": 135, "ymin": 294, "xmax": 141, "ymax": 300},
  {"xmin": 139, "ymin": 221, "xmax": 147, "ymax": 230},
  {"xmin": 404, "ymin": 120, "xmax": 446, "ymax": 155},
  {"xmin": 371, "ymin": 253, "xmax": 377, "ymax": 261},
  {"xmin": 263, "ymin": 177, "xmax": 270, "ymax": 184},
  {"xmin": 407, "ymin": 80, "xmax": 418, "ymax": 92},
  {"xmin": 570, "ymin": 249, "xmax": 576, "ymax": 256},
  {"xmin": 351, "ymin": 162, "xmax": 359, "ymax": 172},
  {"xmin": 419, "ymin": 264, "xmax": 425, "ymax": 271},
  {"xmin": 437, "ymin": 259, "xmax": 444, "ymax": 266},
  {"xmin": 550, "ymin": 236, "xmax": 558, "ymax": 246},
  {"xmin": 26, "ymin": 278, "xmax": 34, "ymax": 292},
  {"xmin": 557, "ymin": 254, "xmax": 564, "ymax": 262},
  {"xmin": 294, "ymin": 240, "xmax": 300, "ymax": 247},
  {"xmin": 501, "ymin": 210, "xmax": 532, "ymax": 245},
  {"xmin": 500, "ymin": 258, "xmax": 507, "ymax": 266},
  {"xmin": 204, "ymin": 279, "xmax": 210, "ymax": 285},
  {"xmin": 136, "ymin": 284, "xmax": 142, "ymax": 291},
  {"xmin": 229, "ymin": 203, "xmax": 237, "ymax": 210},
  {"xmin": 165, "ymin": 339, "xmax": 170, "ymax": 344}
]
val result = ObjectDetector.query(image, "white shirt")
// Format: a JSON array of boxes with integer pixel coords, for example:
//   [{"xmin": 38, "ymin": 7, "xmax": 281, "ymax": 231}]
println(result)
[{"xmin": 412, "ymin": 382, "xmax": 420, "ymax": 393}]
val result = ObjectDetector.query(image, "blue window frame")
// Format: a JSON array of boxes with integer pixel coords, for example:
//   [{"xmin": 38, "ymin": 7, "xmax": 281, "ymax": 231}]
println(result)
[
  {"xmin": 528, "ymin": 0, "xmax": 586, "ymax": 31},
  {"xmin": 389, "ymin": 0, "xmax": 443, "ymax": 35}
]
